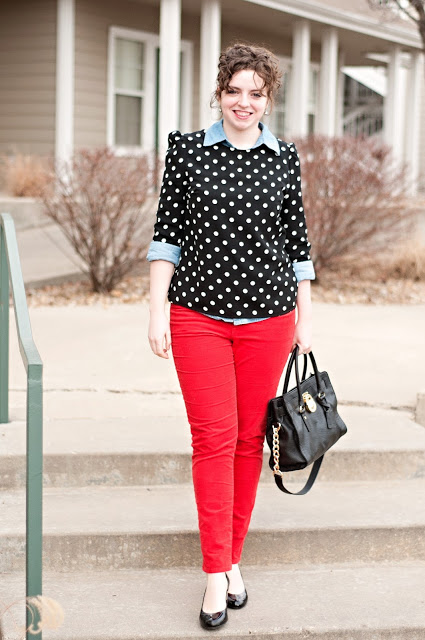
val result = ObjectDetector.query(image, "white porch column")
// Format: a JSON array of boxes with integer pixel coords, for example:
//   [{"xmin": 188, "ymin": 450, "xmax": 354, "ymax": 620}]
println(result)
[
  {"xmin": 335, "ymin": 49, "xmax": 345, "ymax": 136},
  {"xmin": 158, "ymin": 0, "xmax": 181, "ymax": 153},
  {"xmin": 199, "ymin": 0, "xmax": 221, "ymax": 128},
  {"xmin": 55, "ymin": 0, "xmax": 75, "ymax": 163},
  {"xmin": 289, "ymin": 20, "xmax": 311, "ymax": 137},
  {"xmin": 317, "ymin": 27, "xmax": 338, "ymax": 136},
  {"xmin": 384, "ymin": 45, "xmax": 403, "ymax": 159},
  {"xmin": 404, "ymin": 51, "xmax": 423, "ymax": 193}
]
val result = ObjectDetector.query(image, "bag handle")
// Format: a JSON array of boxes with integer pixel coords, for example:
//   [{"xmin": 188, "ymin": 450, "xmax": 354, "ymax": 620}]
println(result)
[
  {"xmin": 282, "ymin": 347, "xmax": 308, "ymax": 394},
  {"xmin": 283, "ymin": 346, "xmax": 325, "ymax": 405},
  {"xmin": 274, "ymin": 456, "xmax": 324, "ymax": 495}
]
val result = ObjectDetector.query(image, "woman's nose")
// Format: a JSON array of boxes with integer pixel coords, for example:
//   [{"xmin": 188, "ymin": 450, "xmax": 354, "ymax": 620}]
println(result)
[{"xmin": 237, "ymin": 93, "xmax": 250, "ymax": 107}]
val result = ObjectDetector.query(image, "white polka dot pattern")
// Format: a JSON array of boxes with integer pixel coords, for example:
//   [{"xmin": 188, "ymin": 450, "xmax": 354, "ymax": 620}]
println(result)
[{"xmin": 152, "ymin": 130, "xmax": 312, "ymax": 319}]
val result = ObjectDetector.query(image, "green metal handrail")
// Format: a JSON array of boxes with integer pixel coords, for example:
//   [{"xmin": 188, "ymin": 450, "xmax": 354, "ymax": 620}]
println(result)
[{"xmin": 0, "ymin": 212, "xmax": 43, "ymax": 640}]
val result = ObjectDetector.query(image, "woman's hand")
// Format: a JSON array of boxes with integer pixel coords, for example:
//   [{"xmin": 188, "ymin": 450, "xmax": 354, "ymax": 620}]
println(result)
[
  {"xmin": 148, "ymin": 309, "xmax": 172, "ymax": 359},
  {"xmin": 148, "ymin": 259, "xmax": 176, "ymax": 359},
  {"xmin": 292, "ymin": 279, "xmax": 313, "ymax": 354}
]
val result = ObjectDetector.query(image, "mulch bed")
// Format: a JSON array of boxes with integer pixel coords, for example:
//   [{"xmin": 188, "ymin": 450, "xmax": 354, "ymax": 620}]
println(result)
[{"xmin": 23, "ymin": 271, "xmax": 425, "ymax": 307}]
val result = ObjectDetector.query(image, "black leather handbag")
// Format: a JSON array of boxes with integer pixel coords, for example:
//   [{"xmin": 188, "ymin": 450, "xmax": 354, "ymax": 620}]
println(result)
[{"xmin": 266, "ymin": 346, "xmax": 347, "ymax": 495}]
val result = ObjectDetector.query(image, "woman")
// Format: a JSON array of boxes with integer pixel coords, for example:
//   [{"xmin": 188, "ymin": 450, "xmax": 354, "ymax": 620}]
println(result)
[{"xmin": 147, "ymin": 42, "xmax": 315, "ymax": 630}]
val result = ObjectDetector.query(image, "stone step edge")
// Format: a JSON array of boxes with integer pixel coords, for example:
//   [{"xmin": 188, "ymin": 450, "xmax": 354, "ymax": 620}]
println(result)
[
  {"xmin": 2, "ymin": 449, "xmax": 425, "ymax": 490},
  {"xmin": 1, "ymin": 525, "xmax": 424, "ymax": 573},
  {"xmin": 1, "ymin": 563, "xmax": 425, "ymax": 640}
]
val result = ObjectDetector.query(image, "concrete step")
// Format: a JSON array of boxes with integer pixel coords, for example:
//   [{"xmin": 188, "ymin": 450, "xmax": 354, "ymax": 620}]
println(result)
[
  {"xmin": 1, "ymin": 563, "xmax": 425, "ymax": 639},
  {"xmin": 1, "ymin": 480, "xmax": 424, "ymax": 571},
  {"xmin": 2, "ymin": 404, "xmax": 425, "ymax": 488}
]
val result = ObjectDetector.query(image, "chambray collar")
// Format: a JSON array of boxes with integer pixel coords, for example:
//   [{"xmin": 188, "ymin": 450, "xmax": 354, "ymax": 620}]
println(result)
[{"xmin": 203, "ymin": 118, "xmax": 280, "ymax": 156}]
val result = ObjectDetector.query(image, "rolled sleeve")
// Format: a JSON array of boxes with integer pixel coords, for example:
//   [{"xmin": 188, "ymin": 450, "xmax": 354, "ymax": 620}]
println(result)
[
  {"xmin": 282, "ymin": 143, "xmax": 313, "ymax": 266},
  {"xmin": 146, "ymin": 240, "xmax": 181, "ymax": 266},
  {"xmin": 292, "ymin": 259, "xmax": 315, "ymax": 282}
]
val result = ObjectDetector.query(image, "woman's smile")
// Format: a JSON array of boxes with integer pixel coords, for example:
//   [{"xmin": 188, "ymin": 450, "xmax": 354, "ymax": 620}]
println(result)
[{"xmin": 233, "ymin": 110, "xmax": 252, "ymax": 119}]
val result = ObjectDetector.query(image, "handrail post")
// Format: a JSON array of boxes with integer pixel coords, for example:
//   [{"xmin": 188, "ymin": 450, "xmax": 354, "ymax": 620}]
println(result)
[
  {"xmin": 0, "ymin": 224, "xmax": 9, "ymax": 423},
  {"xmin": 26, "ymin": 364, "xmax": 43, "ymax": 638},
  {"xmin": 1, "ymin": 213, "xmax": 43, "ymax": 639}
]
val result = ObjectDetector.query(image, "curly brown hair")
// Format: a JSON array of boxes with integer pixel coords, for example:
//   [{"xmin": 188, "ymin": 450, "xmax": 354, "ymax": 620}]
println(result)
[{"xmin": 211, "ymin": 43, "xmax": 282, "ymax": 110}]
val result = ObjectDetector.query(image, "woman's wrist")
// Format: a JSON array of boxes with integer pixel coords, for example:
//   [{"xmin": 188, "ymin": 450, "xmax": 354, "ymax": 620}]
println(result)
[
  {"xmin": 149, "ymin": 304, "xmax": 167, "ymax": 314},
  {"xmin": 296, "ymin": 305, "xmax": 312, "ymax": 321},
  {"xmin": 296, "ymin": 280, "xmax": 312, "ymax": 320},
  {"xmin": 149, "ymin": 260, "xmax": 175, "ymax": 314}
]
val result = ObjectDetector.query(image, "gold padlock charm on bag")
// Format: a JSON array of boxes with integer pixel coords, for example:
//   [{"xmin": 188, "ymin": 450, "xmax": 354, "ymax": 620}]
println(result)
[{"xmin": 302, "ymin": 391, "xmax": 317, "ymax": 413}]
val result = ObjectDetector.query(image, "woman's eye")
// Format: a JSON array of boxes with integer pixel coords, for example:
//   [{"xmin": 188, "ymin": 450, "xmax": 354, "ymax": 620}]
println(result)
[{"xmin": 227, "ymin": 89, "xmax": 237, "ymax": 94}]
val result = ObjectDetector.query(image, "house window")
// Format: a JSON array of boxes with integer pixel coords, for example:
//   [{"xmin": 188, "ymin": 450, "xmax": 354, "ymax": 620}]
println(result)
[
  {"xmin": 114, "ymin": 38, "xmax": 145, "ymax": 146},
  {"xmin": 108, "ymin": 26, "xmax": 193, "ymax": 153}
]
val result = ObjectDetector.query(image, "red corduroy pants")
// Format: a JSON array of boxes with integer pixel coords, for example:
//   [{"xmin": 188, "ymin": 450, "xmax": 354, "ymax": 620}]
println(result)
[{"xmin": 169, "ymin": 303, "xmax": 296, "ymax": 573}]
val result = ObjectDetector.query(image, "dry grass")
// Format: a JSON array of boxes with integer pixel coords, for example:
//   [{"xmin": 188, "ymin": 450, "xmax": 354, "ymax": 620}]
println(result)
[
  {"xmin": 383, "ymin": 240, "xmax": 425, "ymax": 281},
  {"xmin": 23, "ymin": 262, "xmax": 425, "ymax": 308},
  {"xmin": 311, "ymin": 240, "xmax": 425, "ymax": 304},
  {"xmin": 2, "ymin": 153, "xmax": 51, "ymax": 197},
  {"xmin": 323, "ymin": 240, "xmax": 425, "ymax": 282},
  {"xmin": 26, "ymin": 273, "xmax": 151, "ymax": 307}
]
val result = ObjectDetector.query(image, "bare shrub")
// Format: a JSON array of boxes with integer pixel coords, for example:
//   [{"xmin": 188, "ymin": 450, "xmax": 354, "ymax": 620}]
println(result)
[
  {"xmin": 291, "ymin": 135, "xmax": 420, "ymax": 276},
  {"xmin": 40, "ymin": 148, "xmax": 158, "ymax": 293},
  {"xmin": 3, "ymin": 153, "xmax": 50, "ymax": 197}
]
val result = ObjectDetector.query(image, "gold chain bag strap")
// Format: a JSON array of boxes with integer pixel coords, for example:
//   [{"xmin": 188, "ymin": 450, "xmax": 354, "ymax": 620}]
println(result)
[{"xmin": 265, "ymin": 345, "xmax": 347, "ymax": 495}]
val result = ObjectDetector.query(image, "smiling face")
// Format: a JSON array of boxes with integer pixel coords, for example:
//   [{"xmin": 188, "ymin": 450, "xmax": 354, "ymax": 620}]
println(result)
[{"xmin": 218, "ymin": 69, "xmax": 269, "ymax": 137}]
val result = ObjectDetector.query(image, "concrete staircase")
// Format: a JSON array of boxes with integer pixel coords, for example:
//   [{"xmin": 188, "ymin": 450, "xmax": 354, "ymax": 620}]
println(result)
[{"xmin": 1, "ymin": 390, "xmax": 425, "ymax": 640}]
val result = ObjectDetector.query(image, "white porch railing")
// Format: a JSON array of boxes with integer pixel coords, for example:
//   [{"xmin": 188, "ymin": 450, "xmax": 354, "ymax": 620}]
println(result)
[{"xmin": 343, "ymin": 105, "xmax": 383, "ymax": 138}]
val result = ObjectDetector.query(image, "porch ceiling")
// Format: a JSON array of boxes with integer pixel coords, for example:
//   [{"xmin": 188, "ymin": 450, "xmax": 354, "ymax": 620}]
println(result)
[{"xmin": 134, "ymin": 0, "xmax": 422, "ymax": 65}]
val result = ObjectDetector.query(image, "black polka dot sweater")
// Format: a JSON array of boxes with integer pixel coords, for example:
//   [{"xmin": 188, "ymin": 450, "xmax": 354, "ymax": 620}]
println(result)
[{"xmin": 151, "ymin": 129, "xmax": 313, "ymax": 319}]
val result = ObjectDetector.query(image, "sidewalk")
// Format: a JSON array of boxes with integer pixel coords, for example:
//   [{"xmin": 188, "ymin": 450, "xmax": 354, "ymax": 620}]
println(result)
[{"xmin": 8, "ymin": 301, "xmax": 425, "ymax": 411}]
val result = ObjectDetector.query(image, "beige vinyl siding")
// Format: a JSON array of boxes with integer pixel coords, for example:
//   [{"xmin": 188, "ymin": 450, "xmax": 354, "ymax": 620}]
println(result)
[
  {"xmin": 74, "ymin": 0, "xmax": 160, "ymax": 150},
  {"xmin": 0, "ymin": 0, "xmax": 56, "ymax": 156}
]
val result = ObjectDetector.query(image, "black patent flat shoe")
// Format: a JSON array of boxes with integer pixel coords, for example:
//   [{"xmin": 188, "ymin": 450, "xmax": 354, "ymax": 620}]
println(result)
[
  {"xmin": 199, "ymin": 588, "xmax": 228, "ymax": 630},
  {"xmin": 225, "ymin": 571, "xmax": 248, "ymax": 609}
]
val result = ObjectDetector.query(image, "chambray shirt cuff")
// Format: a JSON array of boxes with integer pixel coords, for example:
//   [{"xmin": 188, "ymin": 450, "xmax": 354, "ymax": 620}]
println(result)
[
  {"xmin": 292, "ymin": 260, "xmax": 316, "ymax": 282},
  {"xmin": 146, "ymin": 240, "xmax": 181, "ymax": 266}
]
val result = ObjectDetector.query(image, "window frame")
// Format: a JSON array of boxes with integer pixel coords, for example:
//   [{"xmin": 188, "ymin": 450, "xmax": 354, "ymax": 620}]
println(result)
[
  {"xmin": 107, "ymin": 25, "xmax": 193, "ymax": 156},
  {"xmin": 108, "ymin": 26, "xmax": 158, "ymax": 155}
]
